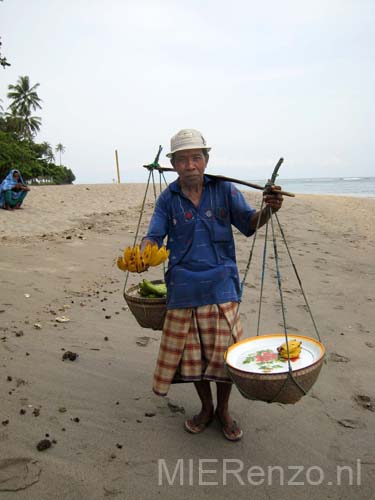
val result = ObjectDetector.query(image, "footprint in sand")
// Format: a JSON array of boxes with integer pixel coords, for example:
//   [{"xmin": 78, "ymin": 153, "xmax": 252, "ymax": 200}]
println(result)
[
  {"xmin": 167, "ymin": 400, "xmax": 185, "ymax": 414},
  {"xmin": 297, "ymin": 304, "xmax": 308, "ymax": 311},
  {"xmin": 354, "ymin": 394, "xmax": 375, "ymax": 412},
  {"xmin": 329, "ymin": 353, "xmax": 351, "ymax": 363},
  {"xmin": 136, "ymin": 336, "xmax": 151, "ymax": 347},
  {"xmin": 0, "ymin": 458, "xmax": 41, "ymax": 492},
  {"xmin": 336, "ymin": 419, "xmax": 365, "ymax": 430},
  {"xmin": 277, "ymin": 323, "xmax": 299, "ymax": 332}
]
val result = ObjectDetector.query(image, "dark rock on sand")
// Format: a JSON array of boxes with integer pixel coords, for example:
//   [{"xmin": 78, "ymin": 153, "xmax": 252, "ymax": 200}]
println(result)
[
  {"xmin": 62, "ymin": 351, "xmax": 78, "ymax": 361},
  {"xmin": 36, "ymin": 439, "xmax": 51, "ymax": 452}
]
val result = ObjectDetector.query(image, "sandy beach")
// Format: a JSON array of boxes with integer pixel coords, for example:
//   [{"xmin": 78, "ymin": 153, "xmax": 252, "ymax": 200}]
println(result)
[{"xmin": 0, "ymin": 183, "xmax": 374, "ymax": 500}]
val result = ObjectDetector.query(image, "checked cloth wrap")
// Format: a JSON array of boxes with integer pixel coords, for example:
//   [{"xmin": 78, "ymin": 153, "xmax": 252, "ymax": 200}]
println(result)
[{"xmin": 153, "ymin": 302, "xmax": 243, "ymax": 396}]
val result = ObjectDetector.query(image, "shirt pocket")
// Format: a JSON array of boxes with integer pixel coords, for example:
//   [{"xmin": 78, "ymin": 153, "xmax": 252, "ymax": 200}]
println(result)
[
  {"xmin": 212, "ymin": 211, "xmax": 232, "ymax": 242},
  {"xmin": 169, "ymin": 212, "xmax": 195, "ymax": 242}
]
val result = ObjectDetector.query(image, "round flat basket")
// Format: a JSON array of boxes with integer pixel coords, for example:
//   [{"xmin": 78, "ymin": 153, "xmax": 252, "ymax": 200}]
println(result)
[
  {"xmin": 225, "ymin": 334, "xmax": 325, "ymax": 404},
  {"xmin": 124, "ymin": 280, "xmax": 166, "ymax": 331}
]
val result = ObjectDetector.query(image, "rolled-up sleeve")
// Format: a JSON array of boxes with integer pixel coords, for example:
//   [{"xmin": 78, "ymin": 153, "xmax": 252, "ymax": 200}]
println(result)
[{"xmin": 228, "ymin": 183, "xmax": 256, "ymax": 237}]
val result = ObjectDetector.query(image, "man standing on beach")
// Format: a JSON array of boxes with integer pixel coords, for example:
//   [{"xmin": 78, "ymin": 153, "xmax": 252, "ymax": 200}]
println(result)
[{"xmin": 142, "ymin": 129, "xmax": 283, "ymax": 441}]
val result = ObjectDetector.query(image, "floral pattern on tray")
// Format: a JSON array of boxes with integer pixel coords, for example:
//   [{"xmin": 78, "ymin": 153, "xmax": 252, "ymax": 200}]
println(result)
[{"xmin": 242, "ymin": 349, "xmax": 295, "ymax": 373}]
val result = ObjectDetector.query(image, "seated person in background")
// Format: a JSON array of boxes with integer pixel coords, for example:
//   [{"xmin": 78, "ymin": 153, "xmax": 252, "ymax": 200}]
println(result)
[{"xmin": 0, "ymin": 169, "xmax": 30, "ymax": 210}]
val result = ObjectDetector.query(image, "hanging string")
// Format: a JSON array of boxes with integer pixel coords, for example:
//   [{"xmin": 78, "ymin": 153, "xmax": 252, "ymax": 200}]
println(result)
[
  {"xmin": 224, "ymin": 196, "xmax": 267, "ymax": 394},
  {"xmin": 123, "ymin": 169, "xmax": 153, "ymax": 295},
  {"xmin": 268, "ymin": 209, "xmax": 307, "ymax": 399},
  {"xmin": 274, "ymin": 213, "xmax": 322, "ymax": 342},
  {"xmin": 123, "ymin": 146, "xmax": 167, "ymax": 297},
  {"xmin": 239, "ymin": 197, "xmax": 265, "ymax": 298},
  {"xmin": 256, "ymin": 215, "xmax": 269, "ymax": 336}
]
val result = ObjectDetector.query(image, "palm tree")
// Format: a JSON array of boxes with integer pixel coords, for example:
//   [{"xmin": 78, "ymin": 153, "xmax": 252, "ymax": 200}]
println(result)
[
  {"xmin": 56, "ymin": 143, "xmax": 66, "ymax": 166},
  {"xmin": 22, "ymin": 110, "xmax": 42, "ymax": 139},
  {"xmin": 6, "ymin": 76, "xmax": 42, "ymax": 140},
  {"xmin": 4, "ymin": 107, "xmax": 41, "ymax": 140},
  {"xmin": 40, "ymin": 141, "xmax": 55, "ymax": 163},
  {"xmin": 7, "ymin": 76, "xmax": 42, "ymax": 116},
  {"xmin": 4, "ymin": 109, "xmax": 25, "ymax": 137}
]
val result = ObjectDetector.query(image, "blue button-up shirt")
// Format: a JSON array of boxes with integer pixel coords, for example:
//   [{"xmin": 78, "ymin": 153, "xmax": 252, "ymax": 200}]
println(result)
[{"xmin": 145, "ymin": 175, "xmax": 256, "ymax": 309}]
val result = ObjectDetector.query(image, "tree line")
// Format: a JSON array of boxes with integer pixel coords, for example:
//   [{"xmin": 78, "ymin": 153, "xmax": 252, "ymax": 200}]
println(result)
[{"xmin": 0, "ymin": 75, "xmax": 75, "ymax": 184}]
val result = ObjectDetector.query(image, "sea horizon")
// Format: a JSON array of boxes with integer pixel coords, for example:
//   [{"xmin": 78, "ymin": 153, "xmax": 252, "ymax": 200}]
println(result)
[
  {"xmin": 246, "ymin": 176, "xmax": 375, "ymax": 198},
  {"xmin": 71, "ymin": 175, "xmax": 375, "ymax": 198}
]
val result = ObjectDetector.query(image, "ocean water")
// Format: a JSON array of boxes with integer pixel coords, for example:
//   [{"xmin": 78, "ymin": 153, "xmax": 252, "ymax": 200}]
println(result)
[{"xmin": 248, "ymin": 177, "xmax": 375, "ymax": 198}]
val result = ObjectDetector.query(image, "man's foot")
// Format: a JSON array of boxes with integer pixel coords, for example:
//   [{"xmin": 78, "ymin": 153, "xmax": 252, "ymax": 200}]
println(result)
[
  {"xmin": 215, "ymin": 409, "xmax": 243, "ymax": 441},
  {"xmin": 184, "ymin": 409, "xmax": 214, "ymax": 434}
]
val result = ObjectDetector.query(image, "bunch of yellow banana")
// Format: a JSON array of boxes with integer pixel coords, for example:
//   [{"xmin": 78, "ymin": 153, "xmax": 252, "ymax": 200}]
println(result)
[
  {"xmin": 117, "ymin": 243, "xmax": 169, "ymax": 273},
  {"xmin": 277, "ymin": 339, "xmax": 302, "ymax": 360}
]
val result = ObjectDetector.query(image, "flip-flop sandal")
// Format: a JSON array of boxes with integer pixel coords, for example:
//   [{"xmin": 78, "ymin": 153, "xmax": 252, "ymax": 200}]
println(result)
[
  {"xmin": 184, "ymin": 414, "xmax": 214, "ymax": 434},
  {"xmin": 215, "ymin": 411, "xmax": 243, "ymax": 441},
  {"xmin": 221, "ymin": 420, "xmax": 243, "ymax": 442}
]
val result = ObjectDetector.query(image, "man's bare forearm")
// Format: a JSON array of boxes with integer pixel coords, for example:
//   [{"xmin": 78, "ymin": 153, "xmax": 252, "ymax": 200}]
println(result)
[{"xmin": 249, "ymin": 206, "xmax": 273, "ymax": 230}]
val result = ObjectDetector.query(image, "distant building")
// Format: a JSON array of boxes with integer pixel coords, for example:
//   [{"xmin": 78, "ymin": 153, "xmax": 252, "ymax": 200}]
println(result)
[{"xmin": 27, "ymin": 177, "xmax": 54, "ymax": 185}]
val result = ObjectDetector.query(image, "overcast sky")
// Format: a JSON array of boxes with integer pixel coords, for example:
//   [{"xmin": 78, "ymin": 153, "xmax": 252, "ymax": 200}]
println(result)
[{"xmin": 1, "ymin": 0, "xmax": 374, "ymax": 183}]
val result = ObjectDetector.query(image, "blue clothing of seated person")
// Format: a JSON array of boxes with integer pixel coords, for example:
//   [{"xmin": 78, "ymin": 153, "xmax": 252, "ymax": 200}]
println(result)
[{"xmin": 0, "ymin": 169, "xmax": 30, "ymax": 210}]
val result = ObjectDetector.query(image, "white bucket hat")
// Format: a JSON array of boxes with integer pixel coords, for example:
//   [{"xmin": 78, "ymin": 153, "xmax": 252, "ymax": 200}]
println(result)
[{"xmin": 166, "ymin": 129, "xmax": 211, "ymax": 158}]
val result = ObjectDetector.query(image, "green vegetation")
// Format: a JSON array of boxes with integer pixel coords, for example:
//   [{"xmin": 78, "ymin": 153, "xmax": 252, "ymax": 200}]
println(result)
[{"xmin": 0, "ymin": 75, "xmax": 75, "ymax": 184}]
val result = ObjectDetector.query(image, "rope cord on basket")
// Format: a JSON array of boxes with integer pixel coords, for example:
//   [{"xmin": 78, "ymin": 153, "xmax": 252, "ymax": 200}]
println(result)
[
  {"xmin": 268, "ymin": 208, "xmax": 308, "ymax": 399},
  {"xmin": 223, "ymin": 196, "xmax": 267, "ymax": 400},
  {"xmin": 237, "ymin": 158, "xmax": 282, "ymax": 303},
  {"xmin": 123, "ymin": 169, "xmax": 153, "ymax": 295},
  {"xmin": 123, "ymin": 147, "xmax": 169, "ymax": 298},
  {"xmin": 274, "ymin": 213, "xmax": 322, "ymax": 343},
  {"xmin": 256, "ymin": 215, "xmax": 269, "ymax": 336},
  {"xmin": 225, "ymin": 160, "xmax": 280, "ymax": 345}
]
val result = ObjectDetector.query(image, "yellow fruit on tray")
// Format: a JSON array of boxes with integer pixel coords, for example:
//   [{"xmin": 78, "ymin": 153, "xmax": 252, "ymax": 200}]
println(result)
[
  {"xmin": 117, "ymin": 243, "xmax": 170, "ymax": 273},
  {"xmin": 277, "ymin": 339, "xmax": 302, "ymax": 360}
]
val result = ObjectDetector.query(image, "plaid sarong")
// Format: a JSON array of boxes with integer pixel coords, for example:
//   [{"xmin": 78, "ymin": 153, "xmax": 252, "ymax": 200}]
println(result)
[{"xmin": 153, "ymin": 302, "xmax": 243, "ymax": 396}]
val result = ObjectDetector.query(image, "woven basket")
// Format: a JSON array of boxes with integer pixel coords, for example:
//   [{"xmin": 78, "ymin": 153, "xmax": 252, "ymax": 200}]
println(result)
[
  {"xmin": 226, "ymin": 358, "xmax": 324, "ymax": 404},
  {"xmin": 124, "ymin": 280, "xmax": 167, "ymax": 331},
  {"xmin": 225, "ymin": 335, "xmax": 325, "ymax": 404}
]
